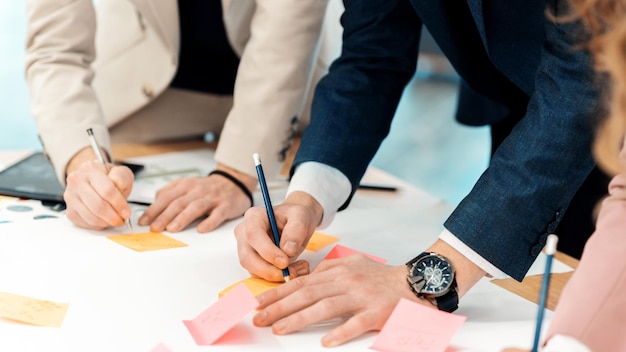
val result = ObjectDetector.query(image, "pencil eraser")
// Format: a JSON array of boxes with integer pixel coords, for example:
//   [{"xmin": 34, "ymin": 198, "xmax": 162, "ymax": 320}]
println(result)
[{"xmin": 545, "ymin": 234, "xmax": 558, "ymax": 255}]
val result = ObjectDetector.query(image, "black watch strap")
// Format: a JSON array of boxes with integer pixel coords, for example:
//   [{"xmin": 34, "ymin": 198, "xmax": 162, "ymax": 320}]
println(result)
[{"xmin": 434, "ymin": 278, "xmax": 459, "ymax": 313}]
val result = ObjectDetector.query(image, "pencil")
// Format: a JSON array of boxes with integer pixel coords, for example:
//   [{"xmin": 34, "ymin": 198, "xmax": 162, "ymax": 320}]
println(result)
[
  {"xmin": 86, "ymin": 128, "xmax": 134, "ymax": 233},
  {"xmin": 253, "ymin": 153, "xmax": 290, "ymax": 282},
  {"xmin": 358, "ymin": 183, "xmax": 398, "ymax": 192},
  {"xmin": 531, "ymin": 234, "xmax": 558, "ymax": 352}
]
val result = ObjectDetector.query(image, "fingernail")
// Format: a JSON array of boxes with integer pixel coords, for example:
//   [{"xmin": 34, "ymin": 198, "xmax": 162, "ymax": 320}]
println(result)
[
  {"xmin": 253, "ymin": 310, "xmax": 267, "ymax": 325},
  {"xmin": 138, "ymin": 215, "xmax": 148, "ymax": 226},
  {"xmin": 121, "ymin": 208, "xmax": 130, "ymax": 219},
  {"xmin": 296, "ymin": 267, "xmax": 309, "ymax": 277},
  {"xmin": 284, "ymin": 241, "xmax": 298, "ymax": 255},
  {"xmin": 322, "ymin": 334, "xmax": 340, "ymax": 347},
  {"xmin": 275, "ymin": 256, "xmax": 288, "ymax": 268},
  {"xmin": 273, "ymin": 319, "xmax": 288, "ymax": 333},
  {"xmin": 151, "ymin": 221, "xmax": 164, "ymax": 231},
  {"xmin": 167, "ymin": 222, "xmax": 180, "ymax": 232}
]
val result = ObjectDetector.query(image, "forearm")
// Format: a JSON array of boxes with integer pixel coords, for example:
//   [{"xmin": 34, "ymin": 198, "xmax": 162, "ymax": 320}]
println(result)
[{"xmin": 25, "ymin": 0, "xmax": 107, "ymax": 184}]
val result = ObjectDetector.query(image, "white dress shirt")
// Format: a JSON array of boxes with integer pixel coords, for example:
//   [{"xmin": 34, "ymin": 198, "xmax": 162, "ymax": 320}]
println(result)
[{"xmin": 287, "ymin": 161, "xmax": 506, "ymax": 278}]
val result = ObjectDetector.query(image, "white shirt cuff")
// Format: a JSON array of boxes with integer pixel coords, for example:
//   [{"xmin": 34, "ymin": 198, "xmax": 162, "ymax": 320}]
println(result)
[
  {"xmin": 439, "ymin": 229, "xmax": 507, "ymax": 279},
  {"xmin": 542, "ymin": 334, "xmax": 591, "ymax": 352},
  {"xmin": 287, "ymin": 161, "xmax": 351, "ymax": 228}
]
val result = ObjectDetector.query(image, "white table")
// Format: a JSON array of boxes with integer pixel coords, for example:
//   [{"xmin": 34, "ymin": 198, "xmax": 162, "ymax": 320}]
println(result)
[{"xmin": 0, "ymin": 150, "xmax": 564, "ymax": 352}]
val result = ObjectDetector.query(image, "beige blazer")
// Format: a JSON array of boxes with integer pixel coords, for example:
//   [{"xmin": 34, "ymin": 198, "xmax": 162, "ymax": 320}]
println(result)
[{"xmin": 25, "ymin": 0, "xmax": 342, "ymax": 182}]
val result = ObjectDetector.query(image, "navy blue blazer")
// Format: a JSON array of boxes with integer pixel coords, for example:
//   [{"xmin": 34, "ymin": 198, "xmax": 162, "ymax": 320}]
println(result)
[{"xmin": 293, "ymin": 0, "xmax": 599, "ymax": 280}]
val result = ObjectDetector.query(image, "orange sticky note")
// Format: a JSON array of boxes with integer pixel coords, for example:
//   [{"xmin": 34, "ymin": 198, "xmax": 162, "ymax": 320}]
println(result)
[
  {"xmin": 218, "ymin": 277, "xmax": 281, "ymax": 298},
  {"xmin": 183, "ymin": 283, "xmax": 259, "ymax": 345},
  {"xmin": 0, "ymin": 291, "xmax": 69, "ymax": 327},
  {"xmin": 371, "ymin": 298, "xmax": 466, "ymax": 352},
  {"xmin": 305, "ymin": 231, "xmax": 339, "ymax": 251},
  {"xmin": 107, "ymin": 231, "xmax": 187, "ymax": 252},
  {"xmin": 324, "ymin": 244, "xmax": 387, "ymax": 264}
]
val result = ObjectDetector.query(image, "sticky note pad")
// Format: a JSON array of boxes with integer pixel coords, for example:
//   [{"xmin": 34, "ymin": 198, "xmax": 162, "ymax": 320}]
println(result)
[
  {"xmin": 371, "ymin": 298, "xmax": 466, "ymax": 352},
  {"xmin": 107, "ymin": 231, "xmax": 187, "ymax": 252},
  {"xmin": 0, "ymin": 291, "xmax": 69, "ymax": 327},
  {"xmin": 219, "ymin": 277, "xmax": 281, "ymax": 298},
  {"xmin": 324, "ymin": 244, "xmax": 387, "ymax": 264},
  {"xmin": 305, "ymin": 231, "xmax": 339, "ymax": 251},
  {"xmin": 183, "ymin": 283, "xmax": 259, "ymax": 345}
]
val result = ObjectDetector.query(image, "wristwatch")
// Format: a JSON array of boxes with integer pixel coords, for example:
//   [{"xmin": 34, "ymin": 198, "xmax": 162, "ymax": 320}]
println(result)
[{"xmin": 406, "ymin": 252, "xmax": 459, "ymax": 312}]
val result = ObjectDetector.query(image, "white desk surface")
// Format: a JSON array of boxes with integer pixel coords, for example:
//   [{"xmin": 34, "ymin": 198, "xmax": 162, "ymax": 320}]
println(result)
[{"xmin": 0, "ymin": 150, "xmax": 566, "ymax": 352}]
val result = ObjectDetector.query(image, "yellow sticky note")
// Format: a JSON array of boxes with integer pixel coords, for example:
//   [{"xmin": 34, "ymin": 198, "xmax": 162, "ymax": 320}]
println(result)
[
  {"xmin": 0, "ymin": 291, "xmax": 69, "ymax": 327},
  {"xmin": 107, "ymin": 231, "xmax": 187, "ymax": 252},
  {"xmin": 305, "ymin": 231, "xmax": 340, "ymax": 251},
  {"xmin": 219, "ymin": 277, "xmax": 281, "ymax": 298}
]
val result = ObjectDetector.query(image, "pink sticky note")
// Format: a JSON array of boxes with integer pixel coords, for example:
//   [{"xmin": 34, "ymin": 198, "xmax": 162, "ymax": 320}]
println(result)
[
  {"xmin": 183, "ymin": 284, "xmax": 259, "ymax": 345},
  {"xmin": 370, "ymin": 298, "xmax": 466, "ymax": 352},
  {"xmin": 324, "ymin": 244, "xmax": 387, "ymax": 264}
]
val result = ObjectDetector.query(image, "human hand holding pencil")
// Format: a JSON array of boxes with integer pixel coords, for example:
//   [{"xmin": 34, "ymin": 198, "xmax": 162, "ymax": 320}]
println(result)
[
  {"xmin": 62, "ymin": 129, "xmax": 134, "ymax": 231},
  {"xmin": 233, "ymin": 153, "xmax": 322, "ymax": 282}
]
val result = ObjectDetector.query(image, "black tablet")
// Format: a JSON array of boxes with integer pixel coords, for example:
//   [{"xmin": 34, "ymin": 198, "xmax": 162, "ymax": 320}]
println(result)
[{"xmin": 0, "ymin": 152, "xmax": 65, "ymax": 203}]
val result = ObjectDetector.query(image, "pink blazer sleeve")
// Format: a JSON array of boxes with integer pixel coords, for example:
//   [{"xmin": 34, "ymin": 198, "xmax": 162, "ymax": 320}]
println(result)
[{"xmin": 545, "ymin": 172, "xmax": 626, "ymax": 351}]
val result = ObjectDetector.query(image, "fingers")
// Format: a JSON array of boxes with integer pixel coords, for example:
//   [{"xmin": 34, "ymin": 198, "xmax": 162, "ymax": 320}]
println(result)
[
  {"xmin": 288, "ymin": 260, "xmax": 310, "ymax": 279},
  {"xmin": 151, "ymin": 194, "xmax": 213, "ymax": 233},
  {"xmin": 252, "ymin": 258, "xmax": 412, "ymax": 346},
  {"xmin": 322, "ymin": 311, "xmax": 383, "ymax": 347},
  {"xmin": 64, "ymin": 161, "xmax": 132, "ymax": 229},
  {"xmin": 107, "ymin": 165, "xmax": 134, "ymax": 199},
  {"xmin": 253, "ymin": 272, "xmax": 362, "ymax": 338},
  {"xmin": 235, "ymin": 208, "xmax": 293, "ymax": 282},
  {"xmin": 139, "ymin": 176, "xmax": 251, "ymax": 233}
]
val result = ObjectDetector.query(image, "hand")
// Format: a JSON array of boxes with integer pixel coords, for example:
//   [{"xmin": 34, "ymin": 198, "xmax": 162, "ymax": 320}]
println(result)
[
  {"xmin": 139, "ymin": 164, "xmax": 257, "ymax": 233},
  {"xmin": 64, "ymin": 148, "xmax": 134, "ymax": 230},
  {"xmin": 502, "ymin": 349, "xmax": 529, "ymax": 352},
  {"xmin": 253, "ymin": 255, "xmax": 424, "ymax": 347},
  {"xmin": 234, "ymin": 191, "xmax": 323, "ymax": 282}
]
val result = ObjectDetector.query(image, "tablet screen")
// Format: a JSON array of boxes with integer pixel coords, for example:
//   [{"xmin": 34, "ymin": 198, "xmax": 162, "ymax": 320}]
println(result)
[{"xmin": 0, "ymin": 152, "xmax": 65, "ymax": 203}]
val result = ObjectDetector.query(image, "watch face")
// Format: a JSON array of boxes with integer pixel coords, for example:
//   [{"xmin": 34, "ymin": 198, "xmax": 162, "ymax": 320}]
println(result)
[{"xmin": 412, "ymin": 255, "xmax": 454, "ymax": 295}]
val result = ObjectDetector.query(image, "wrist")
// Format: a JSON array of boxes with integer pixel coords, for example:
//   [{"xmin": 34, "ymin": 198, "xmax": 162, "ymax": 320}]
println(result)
[
  {"xmin": 210, "ymin": 165, "xmax": 255, "ymax": 208},
  {"xmin": 283, "ymin": 191, "xmax": 324, "ymax": 226},
  {"xmin": 423, "ymin": 239, "xmax": 486, "ymax": 298},
  {"xmin": 65, "ymin": 147, "xmax": 100, "ymax": 177},
  {"xmin": 215, "ymin": 163, "xmax": 257, "ymax": 192}
]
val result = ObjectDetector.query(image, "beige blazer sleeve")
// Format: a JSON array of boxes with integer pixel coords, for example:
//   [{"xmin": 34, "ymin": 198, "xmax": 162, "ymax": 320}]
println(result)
[
  {"xmin": 25, "ymin": 0, "xmax": 109, "ymax": 184},
  {"xmin": 25, "ymin": 0, "xmax": 177, "ymax": 184},
  {"xmin": 216, "ymin": 0, "xmax": 342, "ymax": 181}
]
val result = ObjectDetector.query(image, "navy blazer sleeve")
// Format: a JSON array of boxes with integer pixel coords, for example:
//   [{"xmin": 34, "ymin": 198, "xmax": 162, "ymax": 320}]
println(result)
[
  {"xmin": 293, "ymin": 0, "xmax": 421, "ymax": 201},
  {"xmin": 294, "ymin": 0, "xmax": 599, "ymax": 281},
  {"xmin": 444, "ymin": 2, "xmax": 598, "ymax": 280}
]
